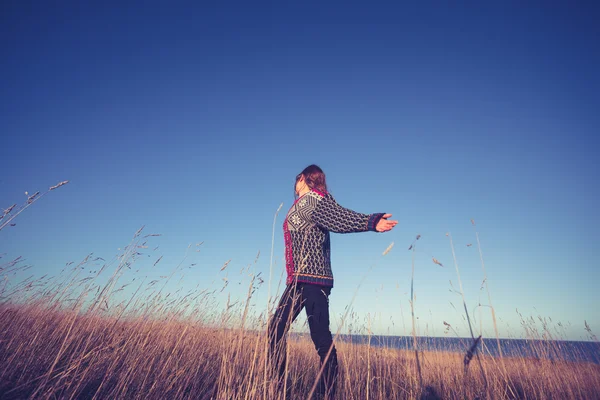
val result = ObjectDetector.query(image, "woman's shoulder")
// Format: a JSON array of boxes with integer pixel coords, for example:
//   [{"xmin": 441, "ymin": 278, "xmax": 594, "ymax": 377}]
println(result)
[
  {"xmin": 309, "ymin": 188, "xmax": 329, "ymax": 198},
  {"xmin": 307, "ymin": 189, "xmax": 336, "ymax": 206}
]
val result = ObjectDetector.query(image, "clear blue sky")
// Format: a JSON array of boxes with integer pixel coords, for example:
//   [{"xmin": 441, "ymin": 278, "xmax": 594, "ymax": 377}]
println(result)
[{"xmin": 2, "ymin": 2, "xmax": 599, "ymax": 340}]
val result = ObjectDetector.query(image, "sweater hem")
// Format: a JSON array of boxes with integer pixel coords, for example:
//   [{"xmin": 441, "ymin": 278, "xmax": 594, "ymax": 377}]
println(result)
[{"xmin": 288, "ymin": 274, "xmax": 334, "ymax": 287}]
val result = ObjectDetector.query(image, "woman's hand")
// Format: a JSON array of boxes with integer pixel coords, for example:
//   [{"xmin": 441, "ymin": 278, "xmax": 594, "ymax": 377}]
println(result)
[{"xmin": 376, "ymin": 214, "xmax": 398, "ymax": 232}]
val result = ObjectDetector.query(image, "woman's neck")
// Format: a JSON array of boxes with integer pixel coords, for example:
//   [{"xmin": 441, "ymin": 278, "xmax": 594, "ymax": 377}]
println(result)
[{"xmin": 297, "ymin": 187, "xmax": 310, "ymax": 197}]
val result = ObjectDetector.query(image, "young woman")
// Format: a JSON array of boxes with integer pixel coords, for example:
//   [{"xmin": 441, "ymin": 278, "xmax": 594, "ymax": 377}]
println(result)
[{"xmin": 268, "ymin": 164, "xmax": 397, "ymax": 399}]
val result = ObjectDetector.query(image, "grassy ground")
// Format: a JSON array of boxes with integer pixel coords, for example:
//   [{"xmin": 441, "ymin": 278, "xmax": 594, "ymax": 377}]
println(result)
[
  {"xmin": 2, "ymin": 195, "xmax": 599, "ymax": 399},
  {"xmin": 1, "ymin": 303, "xmax": 599, "ymax": 399}
]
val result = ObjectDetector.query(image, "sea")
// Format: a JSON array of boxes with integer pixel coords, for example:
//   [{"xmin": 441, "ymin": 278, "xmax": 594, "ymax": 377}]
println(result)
[{"xmin": 294, "ymin": 333, "xmax": 600, "ymax": 365}]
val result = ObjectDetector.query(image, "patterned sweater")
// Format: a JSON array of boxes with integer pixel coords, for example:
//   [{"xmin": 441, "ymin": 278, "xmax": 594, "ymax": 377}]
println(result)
[{"xmin": 283, "ymin": 189, "xmax": 385, "ymax": 287}]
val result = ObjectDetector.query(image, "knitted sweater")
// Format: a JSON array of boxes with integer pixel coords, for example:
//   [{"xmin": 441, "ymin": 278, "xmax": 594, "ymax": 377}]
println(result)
[{"xmin": 283, "ymin": 189, "xmax": 385, "ymax": 287}]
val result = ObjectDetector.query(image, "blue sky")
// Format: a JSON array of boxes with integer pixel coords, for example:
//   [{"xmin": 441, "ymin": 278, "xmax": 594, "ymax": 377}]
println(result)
[{"xmin": 1, "ymin": 2, "xmax": 599, "ymax": 340}]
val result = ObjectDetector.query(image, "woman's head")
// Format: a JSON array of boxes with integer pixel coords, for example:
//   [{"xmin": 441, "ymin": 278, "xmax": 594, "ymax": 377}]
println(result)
[{"xmin": 295, "ymin": 164, "xmax": 328, "ymax": 197}]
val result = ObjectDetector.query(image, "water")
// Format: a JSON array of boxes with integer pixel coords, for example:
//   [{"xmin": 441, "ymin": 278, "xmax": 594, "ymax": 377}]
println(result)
[{"xmin": 330, "ymin": 335, "xmax": 600, "ymax": 364}]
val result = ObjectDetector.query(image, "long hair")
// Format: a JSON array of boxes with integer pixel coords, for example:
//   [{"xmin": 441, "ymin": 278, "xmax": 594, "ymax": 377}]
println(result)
[{"xmin": 295, "ymin": 164, "xmax": 328, "ymax": 198}]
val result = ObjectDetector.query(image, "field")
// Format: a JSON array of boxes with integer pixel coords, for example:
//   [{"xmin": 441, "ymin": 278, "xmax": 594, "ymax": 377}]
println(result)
[
  {"xmin": 1, "ymin": 278, "xmax": 599, "ymax": 399},
  {"xmin": 2, "ymin": 193, "xmax": 600, "ymax": 399}
]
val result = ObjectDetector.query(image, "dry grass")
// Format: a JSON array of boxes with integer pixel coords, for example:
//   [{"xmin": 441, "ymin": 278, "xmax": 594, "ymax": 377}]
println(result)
[
  {"xmin": 1, "ymin": 194, "xmax": 599, "ymax": 399},
  {"xmin": 0, "ymin": 302, "xmax": 599, "ymax": 400}
]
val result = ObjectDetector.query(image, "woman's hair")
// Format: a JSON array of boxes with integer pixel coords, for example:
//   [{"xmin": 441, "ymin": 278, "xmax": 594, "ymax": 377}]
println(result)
[{"xmin": 295, "ymin": 164, "xmax": 328, "ymax": 197}]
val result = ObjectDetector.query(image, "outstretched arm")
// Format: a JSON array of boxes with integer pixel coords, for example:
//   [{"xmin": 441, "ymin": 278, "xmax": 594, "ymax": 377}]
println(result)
[{"xmin": 311, "ymin": 194, "xmax": 398, "ymax": 233}]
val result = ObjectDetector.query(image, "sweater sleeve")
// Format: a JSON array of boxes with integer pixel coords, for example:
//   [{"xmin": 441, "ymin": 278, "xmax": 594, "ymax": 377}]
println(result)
[{"xmin": 311, "ymin": 194, "xmax": 385, "ymax": 233}]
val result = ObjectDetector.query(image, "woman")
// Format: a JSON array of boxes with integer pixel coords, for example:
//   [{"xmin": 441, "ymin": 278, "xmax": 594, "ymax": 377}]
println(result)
[{"xmin": 268, "ymin": 164, "xmax": 397, "ymax": 399}]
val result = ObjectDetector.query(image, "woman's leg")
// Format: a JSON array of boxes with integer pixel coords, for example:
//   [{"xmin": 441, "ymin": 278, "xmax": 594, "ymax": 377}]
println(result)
[
  {"xmin": 304, "ymin": 285, "xmax": 338, "ymax": 399},
  {"xmin": 267, "ymin": 283, "xmax": 304, "ymax": 383}
]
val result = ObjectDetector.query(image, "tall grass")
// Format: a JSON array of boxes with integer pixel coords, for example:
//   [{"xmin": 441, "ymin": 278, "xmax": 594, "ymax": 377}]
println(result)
[
  {"xmin": 1, "ymin": 230, "xmax": 598, "ymax": 399},
  {"xmin": 1, "ymin": 192, "xmax": 599, "ymax": 399},
  {"xmin": 1, "ymin": 300, "xmax": 599, "ymax": 399}
]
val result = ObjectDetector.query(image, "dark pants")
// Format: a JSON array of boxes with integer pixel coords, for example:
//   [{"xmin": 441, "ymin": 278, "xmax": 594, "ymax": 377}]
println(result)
[{"xmin": 268, "ymin": 282, "xmax": 338, "ymax": 399}]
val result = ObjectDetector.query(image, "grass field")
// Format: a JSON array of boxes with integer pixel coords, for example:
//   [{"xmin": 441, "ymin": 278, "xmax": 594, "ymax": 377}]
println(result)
[
  {"xmin": 2, "ymin": 193, "xmax": 599, "ymax": 399},
  {"xmin": 1, "ymin": 278, "xmax": 599, "ymax": 399}
]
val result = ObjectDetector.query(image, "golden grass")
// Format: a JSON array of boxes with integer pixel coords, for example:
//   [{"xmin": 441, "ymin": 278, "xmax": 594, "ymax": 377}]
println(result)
[
  {"xmin": 1, "ymin": 196, "xmax": 599, "ymax": 399},
  {"xmin": 1, "ymin": 302, "xmax": 599, "ymax": 399}
]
